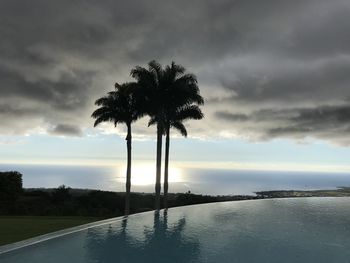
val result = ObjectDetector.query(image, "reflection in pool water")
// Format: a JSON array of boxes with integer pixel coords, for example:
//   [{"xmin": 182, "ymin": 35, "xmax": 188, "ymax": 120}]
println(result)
[
  {"xmin": 1, "ymin": 198, "xmax": 350, "ymax": 262},
  {"xmin": 86, "ymin": 210, "xmax": 200, "ymax": 262}
]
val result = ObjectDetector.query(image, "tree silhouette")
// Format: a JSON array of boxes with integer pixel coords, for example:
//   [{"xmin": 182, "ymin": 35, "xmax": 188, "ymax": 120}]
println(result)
[
  {"xmin": 149, "ymin": 105, "xmax": 204, "ymax": 208},
  {"xmin": 91, "ymin": 82, "xmax": 143, "ymax": 215},
  {"xmin": 162, "ymin": 105, "xmax": 203, "ymax": 208},
  {"xmin": 145, "ymin": 62, "xmax": 204, "ymax": 208},
  {"xmin": 131, "ymin": 60, "xmax": 167, "ymax": 210},
  {"xmin": 131, "ymin": 61, "xmax": 203, "ymax": 210}
]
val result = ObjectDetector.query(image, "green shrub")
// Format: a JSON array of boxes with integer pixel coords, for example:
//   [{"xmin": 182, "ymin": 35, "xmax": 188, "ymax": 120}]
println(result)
[
  {"xmin": 0, "ymin": 171, "xmax": 23, "ymax": 214},
  {"xmin": 0, "ymin": 171, "xmax": 23, "ymax": 200}
]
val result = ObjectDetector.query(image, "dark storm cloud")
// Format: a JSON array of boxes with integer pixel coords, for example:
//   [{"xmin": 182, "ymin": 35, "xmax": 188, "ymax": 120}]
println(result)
[
  {"xmin": 0, "ymin": 104, "xmax": 39, "ymax": 117},
  {"xmin": 215, "ymin": 112, "xmax": 249, "ymax": 122},
  {"xmin": 1, "ymin": 0, "xmax": 350, "ymax": 145},
  {"xmin": 0, "ymin": 67, "xmax": 93, "ymax": 109},
  {"xmin": 216, "ymin": 104, "xmax": 350, "ymax": 145},
  {"xmin": 49, "ymin": 124, "xmax": 83, "ymax": 137},
  {"xmin": 219, "ymin": 57, "xmax": 350, "ymax": 104}
]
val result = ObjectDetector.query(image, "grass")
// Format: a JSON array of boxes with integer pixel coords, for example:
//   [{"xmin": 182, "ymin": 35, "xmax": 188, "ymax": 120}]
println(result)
[{"xmin": 0, "ymin": 216, "xmax": 101, "ymax": 246}]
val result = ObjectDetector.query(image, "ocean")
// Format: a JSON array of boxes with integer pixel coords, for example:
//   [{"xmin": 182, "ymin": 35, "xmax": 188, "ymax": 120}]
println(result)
[{"xmin": 1, "ymin": 163, "xmax": 350, "ymax": 195}]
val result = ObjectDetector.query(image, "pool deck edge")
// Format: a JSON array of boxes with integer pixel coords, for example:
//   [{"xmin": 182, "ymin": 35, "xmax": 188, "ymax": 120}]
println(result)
[{"xmin": 0, "ymin": 216, "xmax": 123, "ymax": 255}]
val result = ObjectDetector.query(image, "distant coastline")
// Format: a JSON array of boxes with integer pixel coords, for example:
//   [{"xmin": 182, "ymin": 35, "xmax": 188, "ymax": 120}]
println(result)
[{"xmin": 255, "ymin": 187, "xmax": 350, "ymax": 198}]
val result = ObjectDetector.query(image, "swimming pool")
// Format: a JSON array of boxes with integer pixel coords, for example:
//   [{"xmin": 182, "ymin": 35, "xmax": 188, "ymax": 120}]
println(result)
[{"xmin": 1, "ymin": 198, "xmax": 350, "ymax": 262}]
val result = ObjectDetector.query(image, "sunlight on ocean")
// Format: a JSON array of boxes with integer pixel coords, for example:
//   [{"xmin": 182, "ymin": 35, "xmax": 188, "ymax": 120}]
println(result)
[{"xmin": 1, "ymin": 163, "xmax": 350, "ymax": 195}]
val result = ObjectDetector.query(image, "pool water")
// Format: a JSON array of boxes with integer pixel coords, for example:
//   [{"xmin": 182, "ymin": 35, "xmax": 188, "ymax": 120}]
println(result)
[{"xmin": 1, "ymin": 198, "xmax": 350, "ymax": 262}]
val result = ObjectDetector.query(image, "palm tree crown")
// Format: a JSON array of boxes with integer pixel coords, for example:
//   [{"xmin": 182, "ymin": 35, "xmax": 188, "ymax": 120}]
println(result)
[{"xmin": 92, "ymin": 82, "xmax": 143, "ymax": 130}]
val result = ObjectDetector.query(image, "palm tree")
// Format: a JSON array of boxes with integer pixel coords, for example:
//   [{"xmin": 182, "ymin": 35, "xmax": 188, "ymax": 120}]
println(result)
[
  {"xmin": 163, "ymin": 105, "xmax": 203, "ymax": 208},
  {"xmin": 161, "ymin": 63, "xmax": 204, "ymax": 208},
  {"xmin": 91, "ymin": 82, "xmax": 143, "ymax": 215},
  {"xmin": 131, "ymin": 61, "xmax": 203, "ymax": 210},
  {"xmin": 131, "ymin": 61, "xmax": 167, "ymax": 210},
  {"xmin": 149, "ymin": 105, "xmax": 204, "ymax": 208}
]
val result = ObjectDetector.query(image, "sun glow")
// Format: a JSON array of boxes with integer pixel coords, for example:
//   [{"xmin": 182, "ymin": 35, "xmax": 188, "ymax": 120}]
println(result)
[{"xmin": 118, "ymin": 163, "xmax": 183, "ymax": 186}]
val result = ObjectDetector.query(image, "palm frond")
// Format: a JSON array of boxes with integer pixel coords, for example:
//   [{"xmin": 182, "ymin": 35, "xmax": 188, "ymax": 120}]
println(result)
[
  {"xmin": 171, "ymin": 61, "xmax": 185, "ymax": 75},
  {"xmin": 172, "ymin": 121, "xmax": 187, "ymax": 137},
  {"xmin": 148, "ymin": 60, "xmax": 163, "ymax": 83},
  {"xmin": 94, "ymin": 96, "xmax": 111, "ymax": 106},
  {"xmin": 175, "ymin": 73, "xmax": 198, "ymax": 85},
  {"xmin": 130, "ymin": 66, "xmax": 147, "ymax": 81},
  {"xmin": 148, "ymin": 117, "xmax": 157, "ymax": 127},
  {"xmin": 91, "ymin": 107, "xmax": 112, "ymax": 119},
  {"xmin": 115, "ymin": 82, "xmax": 122, "ymax": 90},
  {"xmin": 165, "ymin": 62, "xmax": 185, "ymax": 81},
  {"xmin": 188, "ymin": 93, "xmax": 204, "ymax": 105},
  {"xmin": 175, "ymin": 105, "xmax": 204, "ymax": 121},
  {"xmin": 93, "ymin": 113, "xmax": 114, "ymax": 127}
]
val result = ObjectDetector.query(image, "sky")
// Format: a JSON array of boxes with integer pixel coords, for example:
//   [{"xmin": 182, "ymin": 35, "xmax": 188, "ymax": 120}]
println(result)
[{"xmin": 1, "ymin": 0, "xmax": 350, "ymax": 172}]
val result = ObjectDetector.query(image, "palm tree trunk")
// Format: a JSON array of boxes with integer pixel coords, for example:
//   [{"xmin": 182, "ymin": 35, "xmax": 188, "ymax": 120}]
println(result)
[
  {"xmin": 155, "ymin": 123, "xmax": 162, "ymax": 210},
  {"xmin": 163, "ymin": 126, "xmax": 170, "ymax": 208},
  {"xmin": 125, "ymin": 123, "xmax": 132, "ymax": 215}
]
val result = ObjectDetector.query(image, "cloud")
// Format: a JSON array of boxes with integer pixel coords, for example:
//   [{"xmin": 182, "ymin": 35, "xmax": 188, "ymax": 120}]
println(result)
[
  {"xmin": 0, "ymin": 138, "xmax": 24, "ymax": 145},
  {"xmin": 1, "ymin": 0, "xmax": 350, "ymax": 145},
  {"xmin": 49, "ymin": 124, "xmax": 83, "ymax": 137},
  {"xmin": 215, "ymin": 104, "xmax": 350, "ymax": 145},
  {"xmin": 215, "ymin": 112, "xmax": 249, "ymax": 122}
]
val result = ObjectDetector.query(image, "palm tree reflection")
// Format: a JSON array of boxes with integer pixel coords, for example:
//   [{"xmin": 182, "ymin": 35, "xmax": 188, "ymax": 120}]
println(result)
[{"xmin": 86, "ymin": 210, "xmax": 200, "ymax": 263}]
